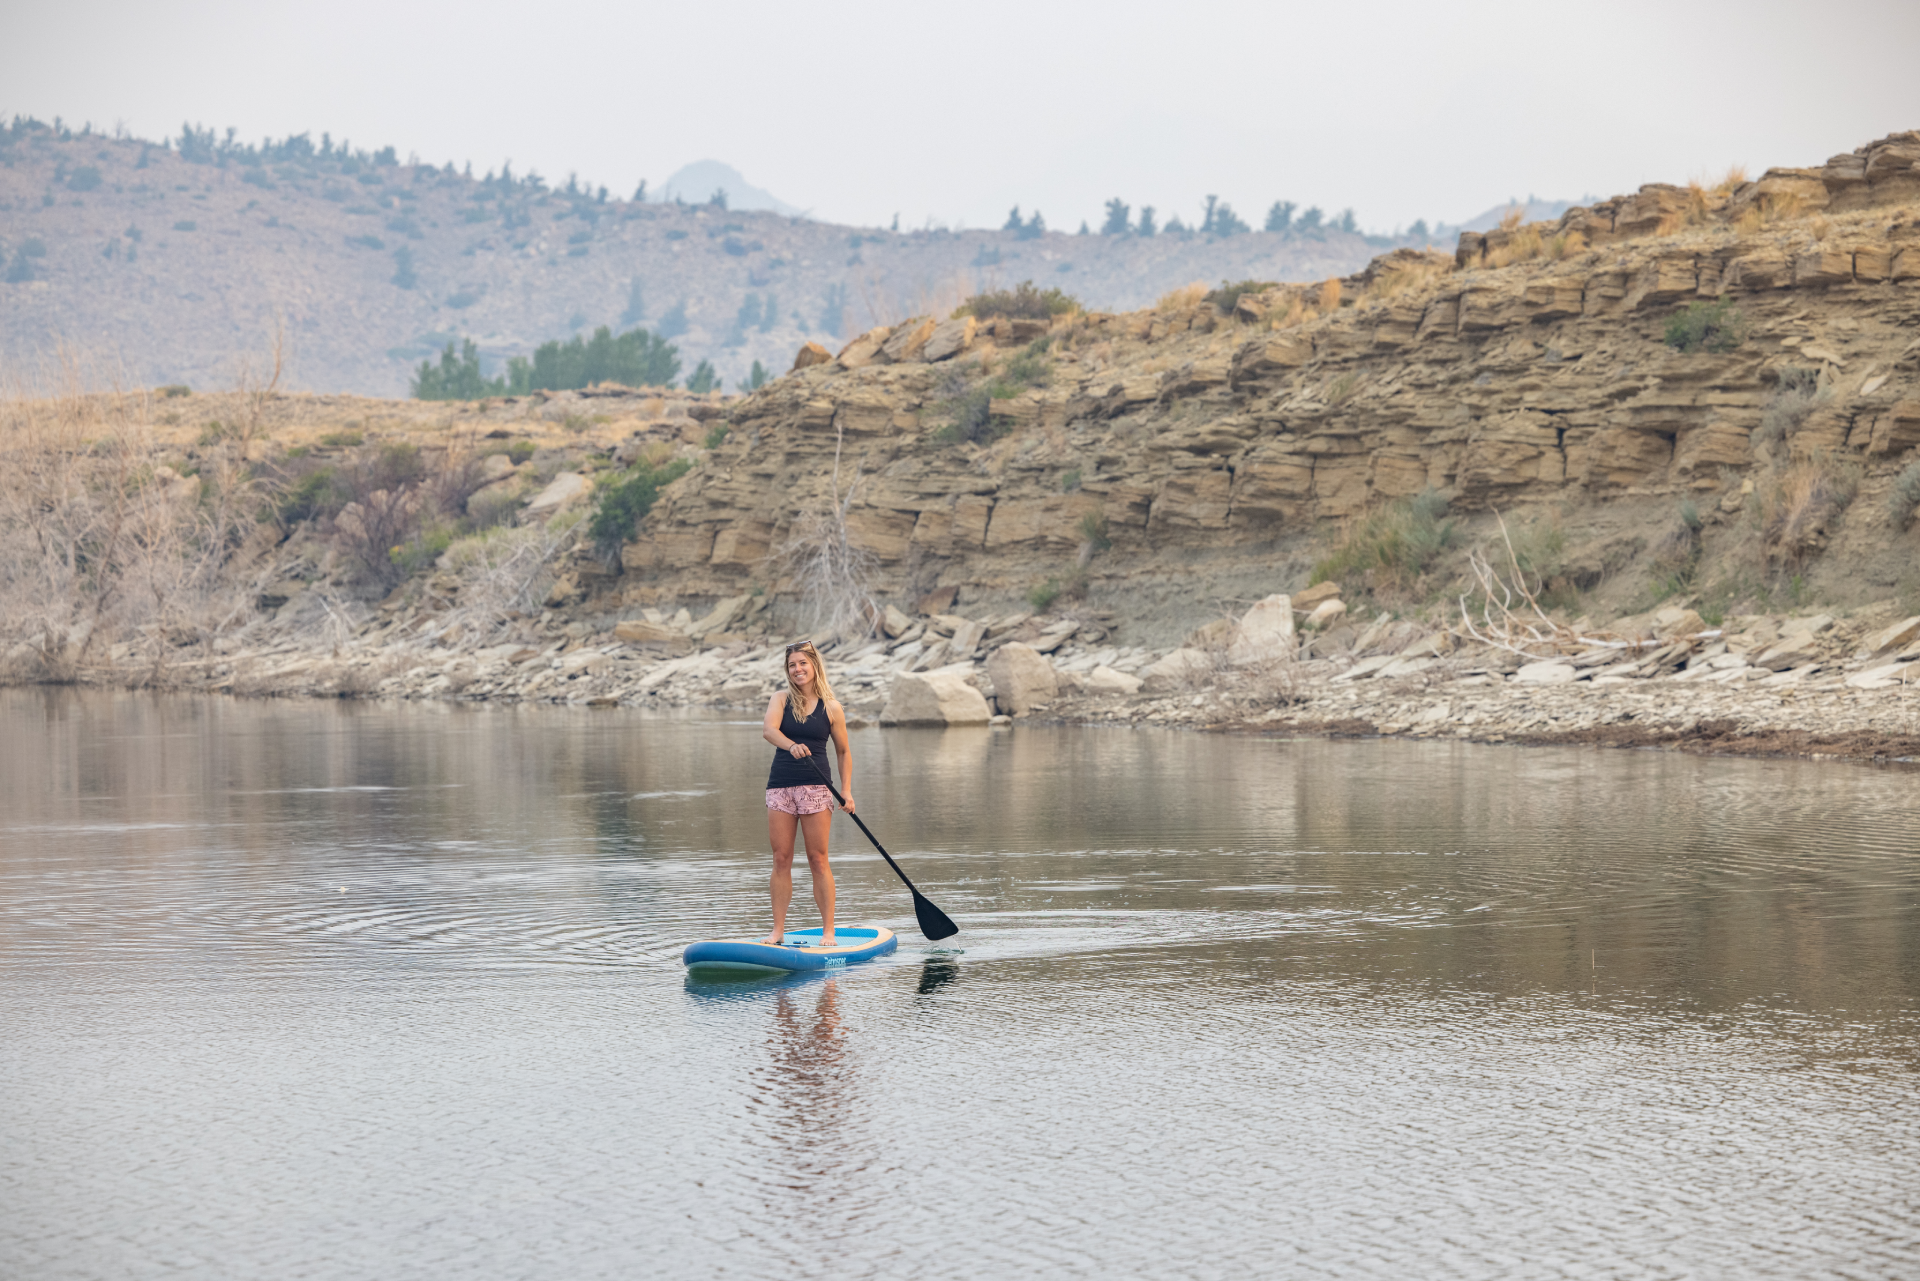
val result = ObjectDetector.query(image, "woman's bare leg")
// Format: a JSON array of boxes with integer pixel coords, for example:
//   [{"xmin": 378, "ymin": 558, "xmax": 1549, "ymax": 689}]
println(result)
[
  {"xmin": 764, "ymin": 810, "xmax": 798, "ymax": 944},
  {"xmin": 799, "ymin": 808, "xmax": 835, "ymax": 943}
]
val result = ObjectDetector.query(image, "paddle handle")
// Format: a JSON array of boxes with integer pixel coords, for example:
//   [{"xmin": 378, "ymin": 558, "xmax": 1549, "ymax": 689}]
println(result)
[{"xmin": 803, "ymin": 753, "xmax": 924, "ymax": 896}]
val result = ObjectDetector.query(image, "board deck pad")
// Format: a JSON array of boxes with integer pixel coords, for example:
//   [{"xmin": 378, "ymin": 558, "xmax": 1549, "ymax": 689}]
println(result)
[{"xmin": 682, "ymin": 926, "xmax": 898, "ymax": 974}]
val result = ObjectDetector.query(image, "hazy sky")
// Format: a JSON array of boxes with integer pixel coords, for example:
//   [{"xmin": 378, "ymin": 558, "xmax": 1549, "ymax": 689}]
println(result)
[{"xmin": 8, "ymin": 0, "xmax": 1918, "ymax": 234}]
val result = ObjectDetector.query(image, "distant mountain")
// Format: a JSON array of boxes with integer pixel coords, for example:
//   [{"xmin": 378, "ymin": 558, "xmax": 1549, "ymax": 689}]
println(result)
[
  {"xmin": 657, "ymin": 160, "xmax": 803, "ymax": 217},
  {"xmin": 0, "ymin": 122, "xmax": 1418, "ymax": 397},
  {"xmin": 1450, "ymin": 195, "xmax": 1598, "ymax": 234}
]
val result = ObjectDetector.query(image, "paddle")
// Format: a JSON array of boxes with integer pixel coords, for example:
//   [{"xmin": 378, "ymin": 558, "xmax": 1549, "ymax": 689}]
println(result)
[{"xmin": 804, "ymin": 754, "xmax": 959, "ymax": 941}]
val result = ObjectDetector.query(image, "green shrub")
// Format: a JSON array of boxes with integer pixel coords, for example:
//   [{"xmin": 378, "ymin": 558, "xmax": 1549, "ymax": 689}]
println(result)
[
  {"xmin": 493, "ymin": 325, "xmax": 680, "ymax": 396},
  {"xmin": 505, "ymin": 439, "xmax": 536, "ymax": 465},
  {"xmin": 1027, "ymin": 578, "xmax": 1064, "ymax": 612},
  {"xmin": 1204, "ymin": 279, "xmax": 1277, "ymax": 313},
  {"xmin": 319, "ymin": 429, "xmax": 365, "ymax": 448},
  {"xmin": 158, "ymin": 384, "xmax": 191, "ymax": 398},
  {"xmin": 1076, "ymin": 511, "xmax": 1112, "ymax": 553},
  {"xmin": 276, "ymin": 466, "xmax": 347, "ymax": 524},
  {"xmin": 413, "ymin": 339, "xmax": 502, "ymax": 400},
  {"xmin": 1664, "ymin": 298, "xmax": 1747, "ymax": 353},
  {"xmin": 1310, "ymin": 489, "xmax": 1457, "ymax": 593},
  {"xmin": 389, "ymin": 524, "xmax": 455, "ymax": 578},
  {"xmin": 1060, "ymin": 467, "xmax": 1082, "ymax": 493},
  {"xmin": 587, "ymin": 456, "xmax": 692, "ymax": 556},
  {"xmin": 1888, "ymin": 459, "xmax": 1920, "ymax": 529},
  {"xmin": 705, "ymin": 423, "xmax": 730, "ymax": 449},
  {"xmin": 998, "ymin": 337, "xmax": 1053, "ymax": 389},
  {"xmin": 955, "ymin": 280, "xmax": 1079, "ymax": 321}
]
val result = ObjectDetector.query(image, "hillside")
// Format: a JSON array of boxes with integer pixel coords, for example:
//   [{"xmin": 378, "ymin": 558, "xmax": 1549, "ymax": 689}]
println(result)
[
  {"xmin": 4, "ymin": 128, "xmax": 1918, "ymax": 760},
  {"xmin": 0, "ymin": 121, "xmax": 1405, "ymax": 397}
]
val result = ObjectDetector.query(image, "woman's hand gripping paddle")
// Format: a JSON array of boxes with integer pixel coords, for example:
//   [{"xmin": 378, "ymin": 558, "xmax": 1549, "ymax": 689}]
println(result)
[{"xmin": 805, "ymin": 755, "xmax": 959, "ymax": 941}]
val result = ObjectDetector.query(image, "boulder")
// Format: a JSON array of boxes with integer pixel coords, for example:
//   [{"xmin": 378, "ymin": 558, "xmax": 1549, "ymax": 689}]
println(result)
[
  {"xmin": 1141, "ymin": 647, "xmax": 1212, "ymax": 692},
  {"xmin": 948, "ymin": 618, "xmax": 988, "ymax": 656},
  {"xmin": 880, "ymin": 671, "xmax": 992, "ymax": 725},
  {"xmin": 1227, "ymin": 593, "xmax": 1295, "ymax": 666},
  {"xmin": 1304, "ymin": 599, "xmax": 1347, "ymax": 629},
  {"xmin": 921, "ymin": 316, "xmax": 977, "ymax": 362},
  {"xmin": 1845, "ymin": 661, "xmax": 1916, "ymax": 691},
  {"xmin": 1291, "ymin": 580, "xmax": 1342, "ymax": 609},
  {"xmin": 1086, "ymin": 665, "xmax": 1144, "ymax": 696},
  {"xmin": 1858, "ymin": 615, "xmax": 1920, "ymax": 658},
  {"xmin": 1753, "ymin": 634, "xmax": 1821, "ymax": 671},
  {"xmin": 613, "ymin": 619, "xmax": 692, "ymax": 653},
  {"xmin": 880, "ymin": 317, "xmax": 937, "ymax": 363},
  {"xmin": 1782, "ymin": 613, "xmax": 1835, "ymax": 636},
  {"xmin": 791, "ymin": 341, "xmax": 832, "ymax": 371},
  {"xmin": 524, "ymin": 471, "xmax": 592, "ymax": 522},
  {"xmin": 986, "ymin": 642, "xmax": 1057, "ymax": 715},
  {"xmin": 881, "ymin": 604, "xmax": 914, "ymax": 638},
  {"xmin": 1513, "ymin": 661, "xmax": 1578, "ymax": 684},
  {"xmin": 689, "ymin": 593, "xmax": 752, "ymax": 637},
  {"xmin": 835, "ymin": 327, "xmax": 891, "ymax": 369}
]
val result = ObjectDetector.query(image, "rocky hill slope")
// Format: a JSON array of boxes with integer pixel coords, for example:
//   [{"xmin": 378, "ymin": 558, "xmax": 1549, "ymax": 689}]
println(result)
[
  {"xmin": 623, "ymin": 130, "xmax": 1920, "ymax": 636},
  {"xmin": 0, "ymin": 121, "xmax": 1400, "ymax": 396}
]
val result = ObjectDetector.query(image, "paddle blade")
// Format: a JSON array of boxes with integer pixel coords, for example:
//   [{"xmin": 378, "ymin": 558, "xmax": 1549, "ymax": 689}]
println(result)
[{"xmin": 912, "ymin": 889, "xmax": 960, "ymax": 941}]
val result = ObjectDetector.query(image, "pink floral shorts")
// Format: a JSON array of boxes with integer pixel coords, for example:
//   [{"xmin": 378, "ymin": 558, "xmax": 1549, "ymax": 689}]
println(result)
[{"xmin": 766, "ymin": 785, "xmax": 835, "ymax": 816}]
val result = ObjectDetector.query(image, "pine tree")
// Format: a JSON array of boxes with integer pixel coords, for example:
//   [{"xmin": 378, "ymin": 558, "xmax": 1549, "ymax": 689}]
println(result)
[
  {"xmin": 1265, "ymin": 200, "xmax": 1296, "ymax": 233},
  {"xmin": 1101, "ymin": 198, "xmax": 1131, "ymax": 235}
]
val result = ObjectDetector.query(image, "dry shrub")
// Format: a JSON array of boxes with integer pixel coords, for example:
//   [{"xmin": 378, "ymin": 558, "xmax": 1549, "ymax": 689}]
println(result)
[
  {"xmin": 1318, "ymin": 278, "xmax": 1342, "ymax": 312},
  {"xmin": 1713, "ymin": 165, "xmax": 1749, "ymax": 195},
  {"xmin": 0, "ymin": 358, "xmax": 273, "ymax": 680},
  {"xmin": 1497, "ymin": 207, "xmax": 1524, "ymax": 232},
  {"xmin": 766, "ymin": 416, "xmax": 876, "ymax": 643},
  {"xmin": 1756, "ymin": 455, "xmax": 1861, "ymax": 564},
  {"xmin": 1156, "ymin": 282, "xmax": 1207, "ymax": 311},
  {"xmin": 772, "ymin": 503, "xmax": 876, "ymax": 643},
  {"xmin": 439, "ymin": 514, "xmax": 581, "ymax": 631}
]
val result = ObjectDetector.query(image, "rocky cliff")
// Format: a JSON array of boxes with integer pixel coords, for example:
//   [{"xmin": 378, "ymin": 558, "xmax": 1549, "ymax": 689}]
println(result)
[{"xmin": 610, "ymin": 131, "xmax": 1920, "ymax": 638}]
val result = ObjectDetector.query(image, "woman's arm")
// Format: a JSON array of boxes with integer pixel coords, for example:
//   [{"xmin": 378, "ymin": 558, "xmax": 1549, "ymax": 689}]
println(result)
[
  {"xmin": 763, "ymin": 693, "xmax": 809, "ymax": 756},
  {"xmin": 827, "ymin": 700, "xmax": 855, "ymax": 812}
]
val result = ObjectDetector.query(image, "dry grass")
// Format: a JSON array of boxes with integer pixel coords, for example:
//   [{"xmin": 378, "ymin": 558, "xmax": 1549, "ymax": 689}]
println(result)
[
  {"xmin": 1268, "ymin": 294, "xmax": 1313, "ymax": 329},
  {"xmin": 1372, "ymin": 260, "xmax": 1447, "ymax": 299},
  {"xmin": 1732, "ymin": 191, "xmax": 1809, "ymax": 236},
  {"xmin": 1712, "ymin": 165, "xmax": 1749, "ymax": 195},
  {"xmin": 1156, "ymin": 282, "xmax": 1208, "ymax": 311},
  {"xmin": 1318, "ymin": 278, "xmax": 1342, "ymax": 311},
  {"xmin": 1497, "ymin": 207, "xmax": 1524, "ymax": 232}
]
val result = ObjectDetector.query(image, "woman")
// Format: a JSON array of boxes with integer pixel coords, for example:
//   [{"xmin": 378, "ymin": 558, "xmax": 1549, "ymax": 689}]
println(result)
[{"xmin": 760, "ymin": 640, "xmax": 854, "ymax": 946}]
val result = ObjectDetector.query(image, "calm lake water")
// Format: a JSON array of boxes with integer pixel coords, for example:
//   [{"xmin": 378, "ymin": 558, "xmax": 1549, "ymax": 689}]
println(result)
[{"xmin": 2, "ymin": 688, "xmax": 1917, "ymax": 1280}]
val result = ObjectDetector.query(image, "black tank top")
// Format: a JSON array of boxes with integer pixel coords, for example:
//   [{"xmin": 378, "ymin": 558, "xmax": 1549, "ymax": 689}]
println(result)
[{"xmin": 767, "ymin": 698, "xmax": 833, "ymax": 789}]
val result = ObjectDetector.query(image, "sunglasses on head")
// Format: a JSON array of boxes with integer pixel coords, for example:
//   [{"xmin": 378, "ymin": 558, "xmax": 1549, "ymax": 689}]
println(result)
[{"xmin": 785, "ymin": 641, "xmax": 813, "ymax": 654}]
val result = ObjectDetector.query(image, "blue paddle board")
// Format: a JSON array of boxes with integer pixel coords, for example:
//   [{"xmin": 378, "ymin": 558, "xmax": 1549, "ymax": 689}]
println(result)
[{"xmin": 683, "ymin": 925, "xmax": 898, "ymax": 975}]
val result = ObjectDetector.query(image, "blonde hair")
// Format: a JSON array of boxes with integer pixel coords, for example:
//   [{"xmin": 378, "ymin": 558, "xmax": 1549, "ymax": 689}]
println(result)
[{"xmin": 783, "ymin": 642, "xmax": 837, "ymax": 721}]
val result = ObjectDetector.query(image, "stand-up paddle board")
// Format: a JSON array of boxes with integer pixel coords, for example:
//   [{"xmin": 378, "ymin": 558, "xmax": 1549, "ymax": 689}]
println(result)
[{"xmin": 683, "ymin": 925, "xmax": 897, "ymax": 975}]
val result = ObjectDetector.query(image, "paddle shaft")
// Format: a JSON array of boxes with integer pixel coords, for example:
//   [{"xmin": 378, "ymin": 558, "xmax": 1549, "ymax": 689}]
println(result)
[{"xmin": 802, "ymin": 753, "xmax": 926, "ymax": 896}]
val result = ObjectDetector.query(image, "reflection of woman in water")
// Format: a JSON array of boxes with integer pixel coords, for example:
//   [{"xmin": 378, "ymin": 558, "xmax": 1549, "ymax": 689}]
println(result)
[{"xmin": 760, "ymin": 641, "xmax": 854, "ymax": 945}]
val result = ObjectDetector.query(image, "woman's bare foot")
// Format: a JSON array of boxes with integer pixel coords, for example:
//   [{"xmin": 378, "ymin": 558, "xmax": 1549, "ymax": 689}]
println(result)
[
  {"xmin": 760, "ymin": 930, "xmax": 784, "ymax": 945},
  {"xmin": 818, "ymin": 932, "xmax": 835, "ymax": 947}
]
